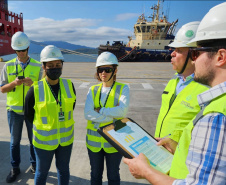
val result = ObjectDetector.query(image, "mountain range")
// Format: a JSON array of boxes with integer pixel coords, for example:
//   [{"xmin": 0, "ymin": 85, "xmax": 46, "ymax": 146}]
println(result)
[{"xmin": 29, "ymin": 41, "xmax": 96, "ymax": 54}]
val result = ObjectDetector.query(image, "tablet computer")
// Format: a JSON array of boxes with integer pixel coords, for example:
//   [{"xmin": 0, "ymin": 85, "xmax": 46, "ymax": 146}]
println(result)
[{"xmin": 98, "ymin": 118, "xmax": 173, "ymax": 174}]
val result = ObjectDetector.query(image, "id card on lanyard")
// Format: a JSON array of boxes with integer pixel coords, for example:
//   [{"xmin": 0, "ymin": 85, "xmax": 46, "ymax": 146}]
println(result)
[
  {"xmin": 59, "ymin": 106, "xmax": 65, "ymax": 122},
  {"xmin": 46, "ymin": 79, "xmax": 65, "ymax": 122},
  {"xmin": 58, "ymin": 90, "xmax": 65, "ymax": 122}
]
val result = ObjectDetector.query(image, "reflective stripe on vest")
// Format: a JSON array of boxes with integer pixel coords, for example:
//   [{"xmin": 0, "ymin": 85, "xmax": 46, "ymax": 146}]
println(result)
[
  {"xmin": 33, "ymin": 78, "xmax": 75, "ymax": 151},
  {"xmin": 86, "ymin": 135, "xmax": 113, "ymax": 148},
  {"xmin": 38, "ymin": 81, "xmax": 45, "ymax": 102},
  {"xmin": 60, "ymin": 131, "xmax": 74, "ymax": 143},
  {"xmin": 87, "ymin": 129, "xmax": 101, "ymax": 137},
  {"xmin": 34, "ymin": 136, "xmax": 58, "ymax": 146},
  {"xmin": 8, "ymin": 105, "xmax": 23, "ymax": 111},
  {"xmin": 34, "ymin": 132, "xmax": 74, "ymax": 146},
  {"xmin": 62, "ymin": 79, "xmax": 72, "ymax": 98},
  {"xmin": 91, "ymin": 86, "xmax": 100, "ymax": 126},
  {"xmin": 33, "ymin": 124, "xmax": 74, "ymax": 137},
  {"xmin": 86, "ymin": 82, "xmax": 124, "ymax": 153}
]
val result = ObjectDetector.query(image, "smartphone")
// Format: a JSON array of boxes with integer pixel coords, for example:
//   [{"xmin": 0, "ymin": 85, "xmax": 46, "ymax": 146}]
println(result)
[{"xmin": 18, "ymin": 76, "xmax": 25, "ymax": 79}]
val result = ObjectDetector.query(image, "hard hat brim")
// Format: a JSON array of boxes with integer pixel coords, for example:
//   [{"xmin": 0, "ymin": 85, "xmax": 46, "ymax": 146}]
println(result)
[
  {"xmin": 41, "ymin": 58, "xmax": 64, "ymax": 63},
  {"xmin": 168, "ymin": 41, "xmax": 190, "ymax": 48},
  {"xmin": 12, "ymin": 44, "xmax": 30, "ymax": 51},
  {"xmin": 96, "ymin": 61, "xmax": 118, "ymax": 67},
  {"xmin": 187, "ymin": 34, "xmax": 226, "ymax": 46}
]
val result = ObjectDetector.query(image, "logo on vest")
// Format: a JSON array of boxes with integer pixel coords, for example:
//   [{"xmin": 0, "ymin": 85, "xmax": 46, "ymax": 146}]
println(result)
[
  {"xmin": 186, "ymin": 95, "xmax": 192, "ymax": 101},
  {"xmin": 180, "ymin": 100, "xmax": 194, "ymax": 110}
]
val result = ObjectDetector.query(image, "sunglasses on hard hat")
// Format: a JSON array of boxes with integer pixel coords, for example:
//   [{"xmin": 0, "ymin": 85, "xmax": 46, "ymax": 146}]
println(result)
[
  {"xmin": 97, "ymin": 67, "xmax": 114, "ymax": 73},
  {"xmin": 15, "ymin": 49, "xmax": 27, "ymax": 52},
  {"xmin": 189, "ymin": 47, "xmax": 218, "ymax": 61}
]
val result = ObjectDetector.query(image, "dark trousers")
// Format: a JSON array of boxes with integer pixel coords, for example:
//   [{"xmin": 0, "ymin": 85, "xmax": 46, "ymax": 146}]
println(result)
[
  {"xmin": 34, "ymin": 144, "xmax": 73, "ymax": 185},
  {"xmin": 7, "ymin": 110, "xmax": 36, "ymax": 168},
  {"xmin": 87, "ymin": 148, "xmax": 122, "ymax": 185}
]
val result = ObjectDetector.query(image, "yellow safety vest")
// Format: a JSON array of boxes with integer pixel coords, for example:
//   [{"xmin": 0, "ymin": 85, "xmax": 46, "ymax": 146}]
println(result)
[
  {"xmin": 6, "ymin": 58, "xmax": 42, "ymax": 113},
  {"xmin": 170, "ymin": 92, "xmax": 226, "ymax": 178},
  {"xmin": 155, "ymin": 74, "xmax": 208, "ymax": 142},
  {"xmin": 33, "ymin": 78, "xmax": 76, "ymax": 151},
  {"xmin": 86, "ymin": 81, "xmax": 125, "ymax": 153}
]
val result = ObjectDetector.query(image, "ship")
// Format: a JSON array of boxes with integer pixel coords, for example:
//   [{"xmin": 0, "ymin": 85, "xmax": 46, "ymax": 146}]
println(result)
[
  {"xmin": 0, "ymin": 0, "xmax": 23, "ymax": 56},
  {"xmin": 98, "ymin": 0, "xmax": 178, "ymax": 62}
]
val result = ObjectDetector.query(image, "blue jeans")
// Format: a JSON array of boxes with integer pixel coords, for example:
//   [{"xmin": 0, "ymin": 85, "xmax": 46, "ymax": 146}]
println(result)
[
  {"xmin": 7, "ymin": 110, "xmax": 36, "ymax": 168},
  {"xmin": 87, "ymin": 148, "xmax": 122, "ymax": 185},
  {"xmin": 34, "ymin": 144, "xmax": 73, "ymax": 185}
]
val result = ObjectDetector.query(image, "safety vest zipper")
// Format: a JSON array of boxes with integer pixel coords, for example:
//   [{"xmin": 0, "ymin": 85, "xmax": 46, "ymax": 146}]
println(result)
[
  {"xmin": 22, "ymin": 71, "xmax": 24, "ymax": 111},
  {"xmin": 158, "ymin": 93, "xmax": 176, "ymax": 137}
]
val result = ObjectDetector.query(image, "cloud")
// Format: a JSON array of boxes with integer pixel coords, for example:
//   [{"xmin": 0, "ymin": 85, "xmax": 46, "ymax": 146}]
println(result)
[
  {"xmin": 115, "ymin": 13, "xmax": 139, "ymax": 21},
  {"xmin": 24, "ymin": 17, "xmax": 132, "ymax": 48}
]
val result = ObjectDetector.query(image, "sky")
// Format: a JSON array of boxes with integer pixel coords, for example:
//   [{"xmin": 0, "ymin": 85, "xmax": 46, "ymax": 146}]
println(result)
[{"xmin": 8, "ymin": 0, "xmax": 225, "ymax": 48}]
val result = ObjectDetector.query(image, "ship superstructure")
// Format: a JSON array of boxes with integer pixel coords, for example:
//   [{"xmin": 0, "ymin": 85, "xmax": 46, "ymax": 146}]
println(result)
[
  {"xmin": 0, "ymin": 0, "xmax": 23, "ymax": 56},
  {"xmin": 128, "ymin": 0, "xmax": 177, "ymax": 50},
  {"xmin": 98, "ymin": 0, "xmax": 178, "ymax": 62}
]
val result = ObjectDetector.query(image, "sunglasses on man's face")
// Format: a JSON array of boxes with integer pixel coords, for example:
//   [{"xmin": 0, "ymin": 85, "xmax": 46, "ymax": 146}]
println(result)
[
  {"xmin": 189, "ymin": 47, "xmax": 218, "ymax": 61},
  {"xmin": 16, "ymin": 49, "xmax": 27, "ymax": 53},
  {"xmin": 97, "ymin": 67, "xmax": 114, "ymax": 73}
]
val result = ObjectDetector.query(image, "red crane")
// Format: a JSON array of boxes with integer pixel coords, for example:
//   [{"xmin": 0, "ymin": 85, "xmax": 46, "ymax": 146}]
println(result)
[{"xmin": 0, "ymin": 0, "xmax": 23, "ymax": 56}]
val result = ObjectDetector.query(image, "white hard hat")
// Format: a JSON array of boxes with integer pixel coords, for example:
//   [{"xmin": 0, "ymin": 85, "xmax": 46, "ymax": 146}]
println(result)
[
  {"xmin": 168, "ymin": 21, "xmax": 200, "ymax": 48},
  {"xmin": 11, "ymin": 31, "xmax": 30, "ymax": 50},
  {"xmin": 188, "ymin": 2, "xmax": 226, "ymax": 46},
  {"xmin": 40, "ymin": 45, "xmax": 64, "ymax": 63},
  {"xmin": 96, "ymin": 52, "xmax": 118, "ymax": 67}
]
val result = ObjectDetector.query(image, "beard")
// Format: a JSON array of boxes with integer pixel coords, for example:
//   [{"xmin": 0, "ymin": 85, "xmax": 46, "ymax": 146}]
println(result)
[{"xmin": 194, "ymin": 69, "xmax": 215, "ymax": 86}]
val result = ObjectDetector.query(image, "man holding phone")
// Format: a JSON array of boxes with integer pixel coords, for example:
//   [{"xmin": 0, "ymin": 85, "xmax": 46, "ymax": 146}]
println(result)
[{"xmin": 0, "ymin": 31, "xmax": 43, "ymax": 183}]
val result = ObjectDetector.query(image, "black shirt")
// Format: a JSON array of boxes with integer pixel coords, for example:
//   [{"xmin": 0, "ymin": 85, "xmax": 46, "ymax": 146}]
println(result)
[{"xmin": 25, "ymin": 82, "xmax": 76, "ymax": 123}]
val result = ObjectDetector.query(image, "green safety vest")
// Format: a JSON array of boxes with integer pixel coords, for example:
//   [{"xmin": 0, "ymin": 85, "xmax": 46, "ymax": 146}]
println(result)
[
  {"xmin": 155, "ymin": 74, "xmax": 208, "ymax": 142},
  {"xmin": 6, "ymin": 58, "xmax": 42, "ymax": 113},
  {"xmin": 86, "ymin": 81, "xmax": 125, "ymax": 153},
  {"xmin": 33, "ymin": 78, "xmax": 76, "ymax": 151},
  {"xmin": 170, "ymin": 92, "xmax": 226, "ymax": 178}
]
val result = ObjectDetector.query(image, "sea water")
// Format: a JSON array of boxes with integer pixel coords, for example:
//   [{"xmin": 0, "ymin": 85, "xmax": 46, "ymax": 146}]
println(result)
[{"xmin": 1, "ymin": 54, "xmax": 97, "ymax": 62}]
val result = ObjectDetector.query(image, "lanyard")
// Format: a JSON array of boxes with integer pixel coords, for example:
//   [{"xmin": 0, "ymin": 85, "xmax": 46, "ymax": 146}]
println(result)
[
  {"xmin": 46, "ymin": 79, "xmax": 62, "ymax": 107},
  {"xmin": 16, "ymin": 58, "xmax": 30, "ymax": 76},
  {"xmin": 99, "ymin": 81, "xmax": 115, "ymax": 108}
]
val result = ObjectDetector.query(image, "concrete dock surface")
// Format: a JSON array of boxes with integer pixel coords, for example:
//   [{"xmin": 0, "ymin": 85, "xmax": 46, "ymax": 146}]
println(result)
[{"xmin": 0, "ymin": 61, "xmax": 174, "ymax": 185}]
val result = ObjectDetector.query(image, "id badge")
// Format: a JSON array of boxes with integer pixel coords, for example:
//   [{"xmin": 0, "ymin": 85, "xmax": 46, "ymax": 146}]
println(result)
[{"xmin": 59, "ymin": 112, "xmax": 65, "ymax": 122}]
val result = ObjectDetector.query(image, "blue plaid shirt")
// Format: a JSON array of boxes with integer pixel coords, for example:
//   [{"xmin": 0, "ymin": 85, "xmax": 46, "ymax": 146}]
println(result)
[{"xmin": 173, "ymin": 81, "xmax": 226, "ymax": 185}]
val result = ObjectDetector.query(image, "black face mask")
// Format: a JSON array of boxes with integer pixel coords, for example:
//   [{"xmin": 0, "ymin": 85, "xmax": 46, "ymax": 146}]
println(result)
[{"xmin": 46, "ymin": 68, "xmax": 62, "ymax": 80}]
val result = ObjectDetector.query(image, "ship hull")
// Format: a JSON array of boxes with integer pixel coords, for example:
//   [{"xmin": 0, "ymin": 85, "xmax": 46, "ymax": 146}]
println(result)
[
  {"xmin": 98, "ymin": 45, "xmax": 172, "ymax": 62},
  {"xmin": 0, "ymin": 35, "xmax": 14, "ymax": 56},
  {"xmin": 0, "ymin": 0, "xmax": 23, "ymax": 56}
]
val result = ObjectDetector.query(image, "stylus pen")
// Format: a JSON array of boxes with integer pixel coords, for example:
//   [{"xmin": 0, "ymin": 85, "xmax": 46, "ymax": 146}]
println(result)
[{"xmin": 161, "ymin": 134, "xmax": 171, "ymax": 139}]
